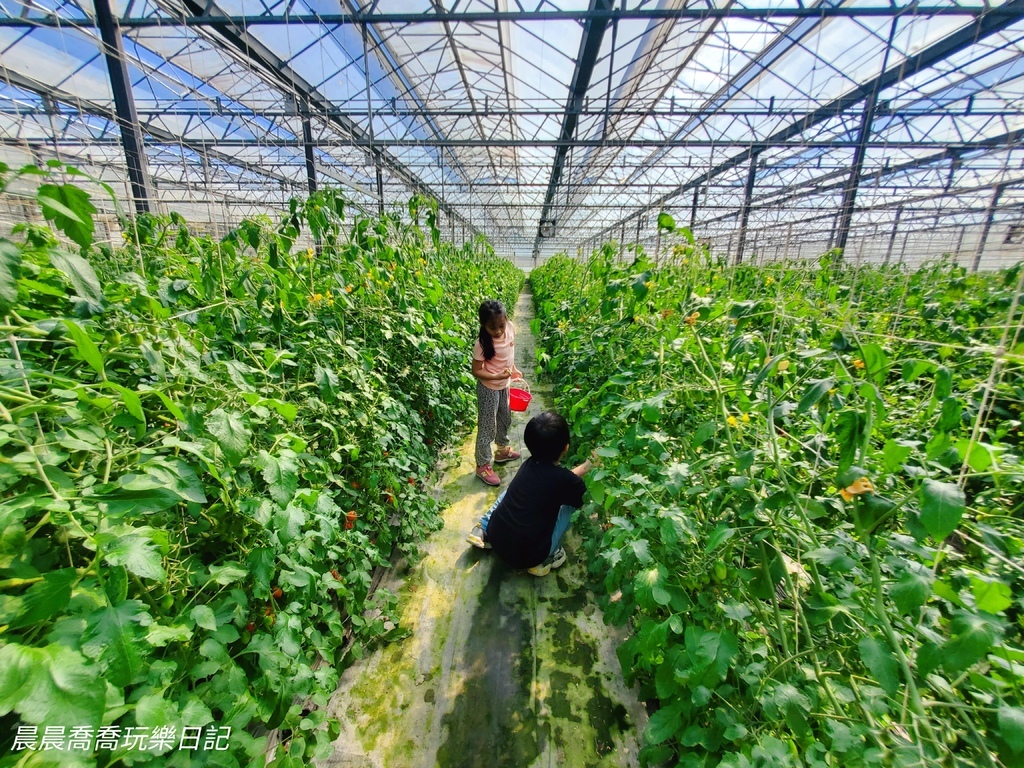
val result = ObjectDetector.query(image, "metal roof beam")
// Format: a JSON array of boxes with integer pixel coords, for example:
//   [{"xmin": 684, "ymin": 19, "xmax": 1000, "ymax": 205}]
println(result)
[
  {"xmin": 532, "ymin": 0, "xmax": 614, "ymax": 259},
  {"xmin": 586, "ymin": 0, "xmax": 1024, "ymax": 248},
  {"xmin": 5, "ymin": 136, "xmax": 1021, "ymax": 149},
  {"xmin": 2, "ymin": 6, "xmax": 1019, "ymax": 28},
  {"xmin": 161, "ymin": 0, "xmax": 479, "ymax": 235}
]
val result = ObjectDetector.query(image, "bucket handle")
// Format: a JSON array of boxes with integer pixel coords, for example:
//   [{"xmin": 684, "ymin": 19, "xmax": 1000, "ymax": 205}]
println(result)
[{"xmin": 509, "ymin": 377, "xmax": 530, "ymax": 393}]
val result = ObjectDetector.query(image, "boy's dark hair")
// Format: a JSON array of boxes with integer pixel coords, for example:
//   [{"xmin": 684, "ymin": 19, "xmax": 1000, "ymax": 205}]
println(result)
[
  {"xmin": 477, "ymin": 299, "xmax": 506, "ymax": 361},
  {"xmin": 524, "ymin": 411, "xmax": 570, "ymax": 462}
]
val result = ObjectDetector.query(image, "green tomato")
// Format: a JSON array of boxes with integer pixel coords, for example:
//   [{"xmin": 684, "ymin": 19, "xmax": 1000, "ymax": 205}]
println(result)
[
  {"xmin": 160, "ymin": 594, "xmax": 174, "ymax": 612},
  {"xmin": 713, "ymin": 561, "xmax": 728, "ymax": 582}
]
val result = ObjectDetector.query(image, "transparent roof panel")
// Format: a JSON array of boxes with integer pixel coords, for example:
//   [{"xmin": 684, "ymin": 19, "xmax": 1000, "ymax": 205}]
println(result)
[{"xmin": 0, "ymin": 0, "xmax": 1022, "ymax": 260}]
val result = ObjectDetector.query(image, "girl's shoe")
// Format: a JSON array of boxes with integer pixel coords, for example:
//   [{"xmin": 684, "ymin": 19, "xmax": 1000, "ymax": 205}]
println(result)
[
  {"xmin": 528, "ymin": 547, "xmax": 567, "ymax": 577},
  {"xmin": 476, "ymin": 464, "xmax": 500, "ymax": 486},
  {"xmin": 493, "ymin": 446, "xmax": 521, "ymax": 464},
  {"xmin": 467, "ymin": 524, "xmax": 491, "ymax": 550}
]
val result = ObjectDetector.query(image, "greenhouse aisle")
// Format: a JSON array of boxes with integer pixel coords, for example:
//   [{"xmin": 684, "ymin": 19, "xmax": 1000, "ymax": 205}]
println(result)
[{"xmin": 318, "ymin": 289, "xmax": 648, "ymax": 768}]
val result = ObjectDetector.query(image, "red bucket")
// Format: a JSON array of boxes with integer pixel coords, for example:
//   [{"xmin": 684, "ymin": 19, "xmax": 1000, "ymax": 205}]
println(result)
[{"xmin": 509, "ymin": 380, "xmax": 532, "ymax": 412}]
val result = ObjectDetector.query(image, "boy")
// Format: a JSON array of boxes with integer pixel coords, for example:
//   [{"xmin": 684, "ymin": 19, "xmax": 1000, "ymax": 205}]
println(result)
[{"xmin": 467, "ymin": 411, "xmax": 597, "ymax": 576}]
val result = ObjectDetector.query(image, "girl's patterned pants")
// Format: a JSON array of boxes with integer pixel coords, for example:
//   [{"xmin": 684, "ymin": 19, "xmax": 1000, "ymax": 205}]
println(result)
[{"xmin": 475, "ymin": 382, "xmax": 511, "ymax": 466}]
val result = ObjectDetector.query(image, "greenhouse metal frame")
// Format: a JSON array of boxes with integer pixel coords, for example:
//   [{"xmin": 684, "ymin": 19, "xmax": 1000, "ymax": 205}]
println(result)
[{"xmin": 1, "ymin": 0, "xmax": 1023, "ymax": 269}]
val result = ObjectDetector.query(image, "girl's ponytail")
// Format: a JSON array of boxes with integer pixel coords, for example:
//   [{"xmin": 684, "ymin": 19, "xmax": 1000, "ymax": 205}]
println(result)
[{"xmin": 477, "ymin": 300, "xmax": 505, "ymax": 361}]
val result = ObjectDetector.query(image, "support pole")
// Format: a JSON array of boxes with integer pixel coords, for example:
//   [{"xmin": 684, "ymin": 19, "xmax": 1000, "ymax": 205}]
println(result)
[
  {"xmin": 883, "ymin": 206, "xmax": 902, "ymax": 266},
  {"xmin": 952, "ymin": 224, "xmax": 966, "ymax": 265},
  {"xmin": 94, "ymin": 0, "xmax": 151, "ymax": 213},
  {"xmin": 690, "ymin": 186, "xmax": 699, "ymax": 231},
  {"xmin": 836, "ymin": 19, "xmax": 897, "ymax": 257},
  {"xmin": 784, "ymin": 221, "xmax": 793, "ymax": 260},
  {"xmin": 362, "ymin": 23, "xmax": 384, "ymax": 215},
  {"xmin": 735, "ymin": 152, "xmax": 759, "ymax": 264},
  {"xmin": 972, "ymin": 183, "xmax": 1005, "ymax": 272},
  {"xmin": 301, "ymin": 113, "xmax": 317, "ymax": 195}
]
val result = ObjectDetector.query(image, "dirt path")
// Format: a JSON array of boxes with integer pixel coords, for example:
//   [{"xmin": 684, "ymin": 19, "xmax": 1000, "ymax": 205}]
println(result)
[{"xmin": 318, "ymin": 289, "xmax": 647, "ymax": 768}]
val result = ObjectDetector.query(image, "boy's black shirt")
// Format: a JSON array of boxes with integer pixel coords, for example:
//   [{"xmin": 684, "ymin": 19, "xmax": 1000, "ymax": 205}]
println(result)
[{"xmin": 487, "ymin": 456, "xmax": 586, "ymax": 569}]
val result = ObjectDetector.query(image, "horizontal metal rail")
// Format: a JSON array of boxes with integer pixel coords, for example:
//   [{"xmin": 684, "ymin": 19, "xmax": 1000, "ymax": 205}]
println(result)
[{"xmin": 0, "ymin": 5, "xmax": 1019, "ymax": 27}]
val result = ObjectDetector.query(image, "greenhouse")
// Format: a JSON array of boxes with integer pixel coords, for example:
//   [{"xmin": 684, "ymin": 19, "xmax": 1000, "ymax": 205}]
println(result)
[{"xmin": 1, "ymin": 1, "xmax": 1024, "ymax": 767}]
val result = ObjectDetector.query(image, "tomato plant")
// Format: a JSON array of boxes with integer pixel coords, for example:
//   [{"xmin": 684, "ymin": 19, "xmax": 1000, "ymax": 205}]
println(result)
[
  {"xmin": 532, "ymin": 231, "xmax": 1024, "ymax": 767},
  {"xmin": 0, "ymin": 163, "xmax": 522, "ymax": 766}
]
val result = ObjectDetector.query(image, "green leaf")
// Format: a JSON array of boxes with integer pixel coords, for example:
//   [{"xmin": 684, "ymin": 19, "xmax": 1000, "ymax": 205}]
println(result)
[
  {"xmin": 645, "ymin": 701, "xmax": 684, "ymax": 745},
  {"xmin": 934, "ymin": 366, "xmax": 953, "ymax": 399},
  {"xmin": 657, "ymin": 212, "xmax": 675, "ymax": 232},
  {"xmin": 919, "ymin": 479, "xmax": 965, "ymax": 541},
  {"xmin": 859, "ymin": 636, "xmax": 900, "ymax": 696},
  {"xmin": 634, "ymin": 564, "xmax": 671, "ymax": 610},
  {"xmin": 99, "ymin": 525, "xmax": 166, "ymax": 581},
  {"xmin": 0, "ymin": 643, "xmax": 105, "ymax": 728},
  {"xmin": 901, "ymin": 359, "xmax": 934, "ymax": 383},
  {"xmin": 147, "ymin": 624, "xmax": 193, "ymax": 647},
  {"xmin": 796, "ymin": 378, "xmax": 834, "ymax": 415},
  {"xmin": 955, "ymin": 438, "xmax": 996, "ymax": 473},
  {"xmin": 942, "ymin": 614, "xmax": 997, "ymax": 675},
  {"xmin": 49, "ymin": 249, "xmax": 104, "ymax": 307},
  {"xmin": 206, "ymin": 409, "xmax": 251, "ymax": 466},
  {"xmin": 63, "ymin": 319, "xmax": 105, "ymax": 377},
  {"xmin": 707, "ymin": 525, "xmax": 736, "ymax": 551},
  {"xmin": 833, "ymin": 410, "xmax": 867, "ymax": 473},
  {"xmin": 936, "ymin": 397, "xmax": 962, "ymax": 432},
  {"xmin": 999, "ymin": 706, "xmax": 1024, "ymax": 753},
  {"xmin": 80, "ymin": 599, "xmax": 153, "ymax": 688},
  {"xmin": 208, "ymin": 562, "xmax": 248, "ymax": 586},
  {"xmin": 142, "ymin": 457, "xmax": 206, "ymax": 504},
  {"xmin": 0, "ymin": 239, "xmax": 21, "ymax": 314},
  {"xmin": 259, "ymin": 450, "xmax": 299, "ymax": 505},
  {"xmin": 7, "ymin": 568, "xmax": 77, "ymax": 630},
  {"xmin": 106, "ymin": 382, "xmax": 145, "ymax": 422},
  {"xmin": 890, "ymin": 569, "xmax": 933, "ymax": 615},
  {"xmin": 971, "ymin": 577, "xmax": 1013, "ymax": 614},
  {"xmin": 882, "ymin": 439, "xmax": 914, "ymax": 472},
  {"xmin": 191, "ymin": 605, "xmax": 217, "ymax": 631},
  {"xmin": 38, "ymin": 183, "xmax": 96, "ymax": 248},
  {"xmin": 859, "ymin": 343, "xmax": 890, "ymax": 386}
]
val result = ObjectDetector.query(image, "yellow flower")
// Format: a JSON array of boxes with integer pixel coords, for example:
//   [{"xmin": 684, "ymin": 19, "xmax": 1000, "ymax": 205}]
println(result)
[
  {"xmin": 305, "ymin": 247, "xmax": 315, "ymax": 260},
  {"xmin": 839, "ymin": 477, "xmax": 874, "ymax": 502},
  {"xmin": 727, "ymin": 416, "xmax": 739, "ymax": 428},
  {"xmin": 346, "ymin": 285, "xmax": 353, "ymax": 293},
  {"xmin": 829, "ymin": 388, "xmax": 837, "ymax": 395},
  {"xmin": 766, "ymin": 276, "xmax": 775, "ymax": 286},
  {"xmin": 645, "ymin": 281, "xmax": 654, "ymax": 290},
  {"xmin": 741, "ymin": 413, "xmax": 750, "ymax": 423},
  {"xmin": 852, "ymin": 359, "xmax": 865, "ymax": 370},
  {"xmin": 777, "ymin": 359, "xmax": 790, "ymax": 372},
  {"xmin": 416, "ymin": 270, "xmax": 422, "ymax": 277}
]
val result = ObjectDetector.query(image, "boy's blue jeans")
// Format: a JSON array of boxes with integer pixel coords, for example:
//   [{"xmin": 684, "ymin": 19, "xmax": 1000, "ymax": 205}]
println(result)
[{"xmin": 479, "ymin": 489, "xmax": 574, "ymax": 560}]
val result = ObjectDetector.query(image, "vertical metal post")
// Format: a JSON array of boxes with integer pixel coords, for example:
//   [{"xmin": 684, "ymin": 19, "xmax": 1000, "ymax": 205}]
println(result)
[
  {"xmin": 827, "ymin": 212, "xmax": 840, "ymax": 251},
  {"xmin": 94, "ymin": 0, "xmax": 151, "ymax": 213},
  {"xmin": 836, "ymin": 19, "xmax": 897, "ymax": 257},
  {"xmin": 301, "ymin": 112, "xmax": 317, "ymax": 195},
  {"xmin": 690, "ymin": 186, "xmax": 699, "ymax": 231},
  {"xmin": 784, "ymin": 221, "xmax": 793, "ymax": 260},
  {"xmin": 972, "ymin": 183, "xmax": 1005, "ymax": 272},
  {"xmin": 883, "ymin": 206, "xmax": 902, "ymax": 266},
  {"xmin": 726, "ymin": 230, "xmax": 734, "ymax": 261},
  {"xmin": 362, "ymin": 23, "xmax": 384, "ymax": 215},
  {"xmin": 735, "ymin": 151, "xmax": 759, "ymax": 264},
  {"xmin": 898, "ymin": 231, "xmax": 910, "ymax": 266},
  {"xmin": 952, "ymin": 224, "xmax": 966, "ymax": 265}
]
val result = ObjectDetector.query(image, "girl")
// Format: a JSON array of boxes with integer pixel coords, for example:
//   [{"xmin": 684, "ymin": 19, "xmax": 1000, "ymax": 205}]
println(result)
[{"xmin": 471, "ymin": 300, "xmax": 523, "ymax": 486}]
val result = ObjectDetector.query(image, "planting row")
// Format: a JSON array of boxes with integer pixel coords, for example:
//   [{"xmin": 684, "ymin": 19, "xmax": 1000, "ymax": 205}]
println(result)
[
  {"xmin": 0, "ymin": 165, "xmax": 523, "ymax": 767},
  {"xmin": 531, "ymin": 231, "xmax": 1024, "ymax": 768}
]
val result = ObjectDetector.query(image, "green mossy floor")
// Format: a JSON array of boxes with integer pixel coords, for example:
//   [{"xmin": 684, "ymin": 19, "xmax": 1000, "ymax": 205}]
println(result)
[{"xmin": 318, "ymin": 290, "xmax": 647, "ymax": 768}]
